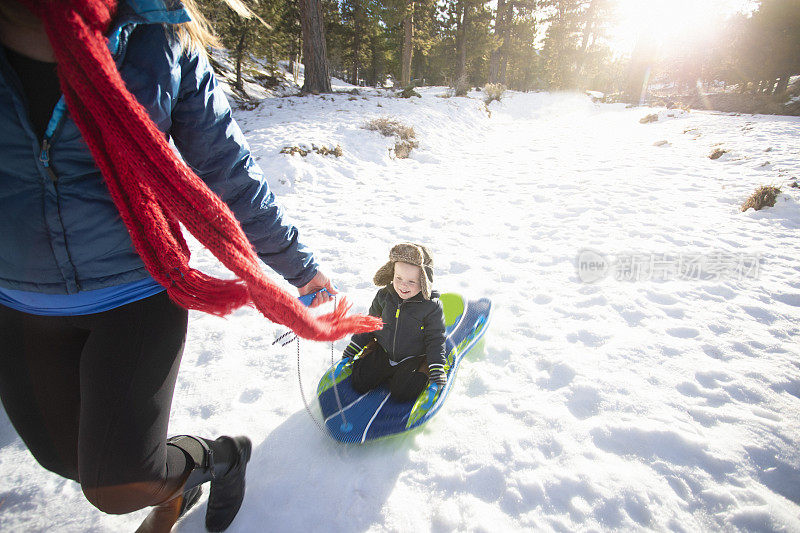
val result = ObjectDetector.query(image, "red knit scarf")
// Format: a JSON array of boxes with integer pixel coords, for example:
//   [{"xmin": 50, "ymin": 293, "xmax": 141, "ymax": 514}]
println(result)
[{"xmin": 22, "ymin": 0, "xmax": 381, "ymax": 341}]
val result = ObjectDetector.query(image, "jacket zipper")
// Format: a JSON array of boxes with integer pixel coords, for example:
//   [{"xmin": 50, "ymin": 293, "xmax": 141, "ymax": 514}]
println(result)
[
  {"xmin": 392, "ymin": 301, "xmax": 403, "ymax": 356},
  {"xmin": 40, "ymin": 135, "xmax": 81, "ymax": 289},
  {"xmin": 40, "ymin": 138, "xmax": 58, "ymax": 182}
]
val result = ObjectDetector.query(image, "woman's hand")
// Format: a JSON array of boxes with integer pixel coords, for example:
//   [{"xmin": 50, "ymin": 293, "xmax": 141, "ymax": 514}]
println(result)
[{"xmin": 298, "ymin": 270, "xmax": 338, "ymax": 308}]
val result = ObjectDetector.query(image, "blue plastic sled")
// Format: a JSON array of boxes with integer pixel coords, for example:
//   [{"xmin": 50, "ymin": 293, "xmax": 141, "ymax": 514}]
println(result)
[{"xmin": 316, "ymin": 293, "xmax": 492, "ymax": 443}]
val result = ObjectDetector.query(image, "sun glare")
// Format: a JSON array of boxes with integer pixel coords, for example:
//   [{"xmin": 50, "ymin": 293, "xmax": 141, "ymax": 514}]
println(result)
[{"xmin": 609, "ymin": 0, "xmax": 757, "ymax": 57}]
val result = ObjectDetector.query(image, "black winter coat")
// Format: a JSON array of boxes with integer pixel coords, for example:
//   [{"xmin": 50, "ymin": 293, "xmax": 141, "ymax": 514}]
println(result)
[{"xmin": 346, "ymin": 285, "xmax": 446, "ymax": 368}]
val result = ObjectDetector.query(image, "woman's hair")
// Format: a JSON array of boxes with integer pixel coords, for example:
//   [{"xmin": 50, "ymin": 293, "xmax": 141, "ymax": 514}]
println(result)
[{"xmin": 177, "ymin": 0, "xmax": 255, "ymax": 56}]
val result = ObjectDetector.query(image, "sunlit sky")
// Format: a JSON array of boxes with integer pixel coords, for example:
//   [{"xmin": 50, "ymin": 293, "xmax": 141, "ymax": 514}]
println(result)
[{"xmin": 608, "ymin": 0, "xmax": 758, "ymax": 56}]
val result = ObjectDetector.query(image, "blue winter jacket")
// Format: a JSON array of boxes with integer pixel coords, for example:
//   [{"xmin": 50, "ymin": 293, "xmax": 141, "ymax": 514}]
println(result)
[{"xmin": 0, "ymin": 0, "xmax": 317, "ymax": 296}]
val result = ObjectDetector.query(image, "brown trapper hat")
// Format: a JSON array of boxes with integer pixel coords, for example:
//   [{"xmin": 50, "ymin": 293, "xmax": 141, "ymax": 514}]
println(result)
[{"xmin": 373, "ymin": 243, "xmax": 434, "ymax": 299}]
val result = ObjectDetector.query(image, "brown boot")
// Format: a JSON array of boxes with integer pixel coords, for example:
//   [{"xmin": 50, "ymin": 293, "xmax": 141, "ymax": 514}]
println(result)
[{"xmin": 135, "ymin": 485, "xmax": 203, "ymax": 533}]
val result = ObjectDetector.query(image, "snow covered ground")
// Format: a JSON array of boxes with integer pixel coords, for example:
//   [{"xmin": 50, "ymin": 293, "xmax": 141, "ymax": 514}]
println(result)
[{"xmin": 1, "ymin": 87, "xmax": 799, "ymax": 532}]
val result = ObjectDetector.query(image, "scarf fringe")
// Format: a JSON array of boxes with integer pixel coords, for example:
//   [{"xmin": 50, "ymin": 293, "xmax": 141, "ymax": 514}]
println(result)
[{"xmin": 166, "ymin": 270, "xmax": 250, "ymax": 317}]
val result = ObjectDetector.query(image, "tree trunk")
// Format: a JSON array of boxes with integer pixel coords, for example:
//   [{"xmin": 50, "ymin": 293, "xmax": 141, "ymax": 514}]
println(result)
[
  {"xmin": 574, "ymin": 0, "xmax": 597, "ymax": 88},
  {"xmin": 401, "ymin": 0, "xmax": 414, "ymax": 87},
  {"xmin": 351, "ymin": 0, "xmax": 363, "ymax": 85},
  {"xmin": 235, "ymin": 25, "xmax": 248, "ymax": 92},
  {"xmin": 488, "ymin": 0, "xmax": 506, "ymax": 84},
  {"xmin": 623, "ymin": 34, "xmax": 654, "ymax": 105},
  {"xmin": 498, "ymin": 1, "xmax": 513, "ymax": 85},
  {"xmin": 299, "ymin": 0, "xmax": 331, "ymax": 93},
  {"xmin": 368, "ymin": 34, "xmax": 380, "ymax": 86},
  {"xmin": 455, "ymin": 1, "xmax": 464, "ymax": 81},
  {"xmin": 456, "ymin": 0, "xmax": 469, "ymax": 82}
]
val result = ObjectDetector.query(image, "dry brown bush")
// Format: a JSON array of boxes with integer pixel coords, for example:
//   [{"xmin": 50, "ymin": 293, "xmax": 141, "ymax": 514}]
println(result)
[
  {"xmin": 483, "ymin": 83, "xmax": 506, "ymax": 104},
  {"xmin": 394, "ymin": 140, "xmax": 418, "ymax": 159},
  {"xmin": 741, "ymin": 185, "xmax": 781, "ymax": 212},
  {"xmin": 451, "ymin": 75, "xmax": 470, "ymax": 97},
  {"xmin": 709, "ymin": 148, "xmax": 728, "ymax": 160},
  {"xmin": 363, "ymin": 117, "xmax": 416, "ymax": 142},
  {"xmin": 280, "ymin": 144, "xmax": 343, "ymax": 157}
]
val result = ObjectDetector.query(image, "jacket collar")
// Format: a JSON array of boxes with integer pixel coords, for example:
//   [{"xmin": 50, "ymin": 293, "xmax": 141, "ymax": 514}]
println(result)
[
  {"xmin": 119, "ymin": 0, "xmax": 191, "ymax": 25},
  {"xmin": 108, "ymin": 0, "xmax": 190, "ymax": 54},
  {"xmin": 387, "ymin": 284, "xmax": 439, "ymax": 302}
]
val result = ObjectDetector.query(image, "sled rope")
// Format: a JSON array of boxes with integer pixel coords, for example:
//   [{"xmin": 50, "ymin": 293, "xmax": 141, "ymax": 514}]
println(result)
[
  {"xmin": 295, "ymin": 335, "xmax": 327, "ymax": 436},
  {"xmin": 281, "ymin": 295, "xmax": 351, "ymax": 437}
]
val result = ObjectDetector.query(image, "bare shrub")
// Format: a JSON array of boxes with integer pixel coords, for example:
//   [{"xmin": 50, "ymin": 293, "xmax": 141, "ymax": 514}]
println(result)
[
  {"xmin": 451, "ymin": 74, "xmax": 470, "ymax": 97},
  {"xmin": 741, "ymin": 185, "xmax": 781, "ymax": 212},
  {"xmin": 280, "ymin": 145, "xmax": 309, "ymax": 156},
  {"xmin": 316, "ymin": 144, "xmax": 343, "ymax": 157},
  {"xmin": 394, "ymin": 140, "xmax": 418, "ymax": 159},
  {"xmin": 363, "ymin": 117, "xmax": 416, "ymax": 142},
  {"xmin": 709, "ymin": 148, "xmax": 728, "ymax": 160},
  {"xmin": 398, "ymin": 86, "xmax": 422, "ymax": 98},
  {"xmin": 280, "ymin": 144, "xmax": 343, "ymax": 157},
  {"xmin": 483, "ymin": 83, "xmax": 506, "ymax": 104},
  {"xmin": 363, "ymin": 116, "xmax": 419, "ymax": 158}
]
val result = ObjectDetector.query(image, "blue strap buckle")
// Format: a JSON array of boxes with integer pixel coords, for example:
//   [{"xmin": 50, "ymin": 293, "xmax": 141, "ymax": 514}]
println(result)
[{"xmin": 298, "ymin": 287, "xmax": 332, "ymax": 307}]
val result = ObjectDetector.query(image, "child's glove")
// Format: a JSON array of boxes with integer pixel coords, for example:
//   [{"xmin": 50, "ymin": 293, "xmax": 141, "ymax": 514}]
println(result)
[
  {"xmin": 342, "ymin": 341, "xmax": 362, "ymax": 360},
  {"xmin": 428, "ymin": 366, "xmax": 447, "ymax": 387},
  {"xmin": 343, "ymin": 338, "xmax": 377, "ymax": 360}
]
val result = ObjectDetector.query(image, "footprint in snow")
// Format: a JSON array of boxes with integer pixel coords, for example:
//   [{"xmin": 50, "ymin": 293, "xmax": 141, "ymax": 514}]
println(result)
[
  {"xmin": 624, "ymin": 493, "xmax": 654, "ymax": 527},
  {"xmin": 730, "ymin": 341, "xmax": 755, "ymax": 357},
  {"xmin": 665, "ymin": 327, "xmax": 699, "ymax": 338},
  {"xmin": 577, "ymin": 285, "xmax": 601, "ymax": 295},
  {"xmin": 614, "ymin": 306, "xmax": 647, "ymax": 326},
  {"xmin": 189, "ymin": 404, "xmax": 216, "ymax": 420},
  {"xmin": 660, "ymin": 346, "xmax": 681, "ymax": 357},
  {"xmin": 196, "ymin": 349, "xmax": 218, "ymax": 366},
  {"xmin": 536, "ymin": 362, "xmax": 575, "ymax": 390},
  {"xmin": 567, "ymin": 386, "xmax": 601, "ymax": 419},
  {"xmin": 676, "ymin": 381, "xmax": 731, "ymax": 407},
  {"xmin": 538, "ymin": 437, "xmax": 564, "ymax": 459},
  {"xmin": 645, "ymin": 291, "xmax": 680, "ymax": 306},
  {"xmin": 770, "ymin": 379, "xmax": 800, "ymax": 399},
  {"xmin": 465, "ymin": 465, "xmax": 507, "ymax": 502},
  {"xmin": 463, "ymin": 374, "xmax": 489, "ymax": 397},
  {"xmin": 448, "ymin": 261, "xmax": 470, "ymax": 274},
  {"xmin": 741, "ymin": 305, "xmax": 777, "ymax": 325},
  {"xmin": 239, "ymin": 388, "xmax": 263, "ymax": 404},
  {"xmin": 566, "ymin": 329, "xmax": 608, "ymax": 347},
  {"xmin": 695, "ymin": 370, "xmax": 731, "ymax": 388},
  {"xmin": 772, "ymin": 293, "xmax": 800, "ymax": 307},
  {"xmin": 707, "ymin": 323, "xmax": 730, "ymax": 335},
  {"xmin": 662, "ymin": 307, "xmax": 685, "ymax": 319}
]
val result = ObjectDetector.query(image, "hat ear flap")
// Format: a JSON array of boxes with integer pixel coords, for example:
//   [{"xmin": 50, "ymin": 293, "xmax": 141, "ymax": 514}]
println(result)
[
  {"xmin": 373, "ymin": 262, "xmax": 394, "ymax": 287},
  {"xmin": 420, "ymin": 265, "xmax": 432, "ymax": 299}
]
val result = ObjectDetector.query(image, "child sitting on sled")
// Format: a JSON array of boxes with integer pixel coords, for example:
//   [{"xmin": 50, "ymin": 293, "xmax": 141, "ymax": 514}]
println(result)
[{"xmin": 343, "ymin": 243, "xmax": 448, "ymax": 402}]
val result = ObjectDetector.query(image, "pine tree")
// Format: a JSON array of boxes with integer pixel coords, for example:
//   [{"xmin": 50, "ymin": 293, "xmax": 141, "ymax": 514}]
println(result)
[
  {"xmin": 503, "ymin": 0, "xmax": 542, "ymax": 90},
  {"xmin": 299, "ymin": 0, "xmax": 332, "ymax": 92}
]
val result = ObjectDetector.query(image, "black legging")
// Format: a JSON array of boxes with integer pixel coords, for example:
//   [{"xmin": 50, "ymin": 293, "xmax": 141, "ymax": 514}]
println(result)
[{"xmin": 0, "ymin": 291, "xmax": 192, "ymax": 514}]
